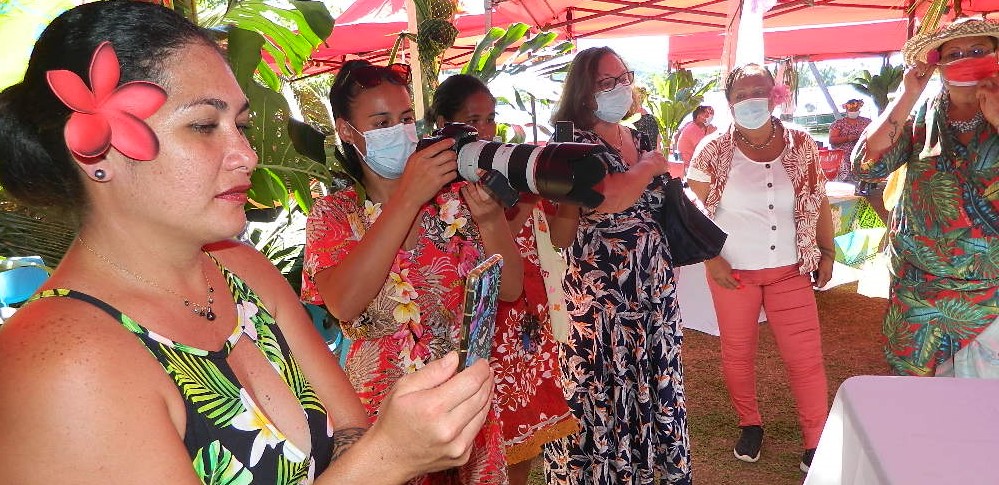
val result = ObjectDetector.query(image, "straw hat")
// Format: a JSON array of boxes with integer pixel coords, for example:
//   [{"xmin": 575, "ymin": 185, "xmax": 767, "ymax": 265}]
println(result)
[{"xmin": 902, "ymin": 17, "xmax": 999, "ymax": 66}]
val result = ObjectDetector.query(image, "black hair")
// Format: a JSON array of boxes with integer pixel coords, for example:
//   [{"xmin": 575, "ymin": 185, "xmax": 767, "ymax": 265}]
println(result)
[
  {"xmin": 692, "ymin": 105, "xmax": 712, "ymax": 119},
  {"xmin": 0, "ymin": 0, "xmax": 216, "ymax": 218},
  {"xmin": 724, "ymin": 63, "xmax": 776, "ymax": 102},
  {"xmin": 328, "ymin": 59, "xmax": 413, "ymax": 184},
  {"xmin": 425, "ymin": 74, "xmax": 493, "ymax": 126},
  {"xmin": 551, "ymin": 46, "xmax": 625, "ymax": 130}
]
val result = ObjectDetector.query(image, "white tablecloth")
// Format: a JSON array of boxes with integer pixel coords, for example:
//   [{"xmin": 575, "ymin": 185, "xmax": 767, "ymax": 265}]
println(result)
[
  {"xmin": 805, "ymin": 375, "xmax": 999, "ymax": 485},
  {"xmin": 675, "ymin": 262, "xmax": 765, "ymax": 336}
]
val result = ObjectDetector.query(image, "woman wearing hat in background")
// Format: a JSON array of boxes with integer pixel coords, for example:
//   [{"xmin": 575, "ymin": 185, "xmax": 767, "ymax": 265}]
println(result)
[
  {"xmin": 828, "ymin": 99, "xmax": 871, "ymax": 183},
  {"xmin": 854, "ymin": 17, "xmax": 999, "ymax": 377}
]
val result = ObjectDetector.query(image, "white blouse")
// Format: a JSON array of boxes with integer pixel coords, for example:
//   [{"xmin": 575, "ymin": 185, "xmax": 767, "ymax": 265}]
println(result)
[{"xmin": 708, "ymin": 147, "xmax": 798, "ymax": 270}]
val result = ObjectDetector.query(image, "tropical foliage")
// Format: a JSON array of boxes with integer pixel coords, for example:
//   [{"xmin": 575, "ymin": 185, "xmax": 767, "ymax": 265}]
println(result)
[
  {"xmin": 460, "ymin": 22, "xmax": 572, "ymax": 143},
  {"xmin": 646, "ymin": 68, "xmax": 718, "ymax": 151},
  {"xmin": 461, "ymin": 22, "xmax": 570, "ymax": 84},
  {"xmin": 848, "ymin": 61, "xmax": 904, "ymax": 114},
  {"xmin": 183, "ymin": 0, "xmax": 336, "ymax": 213}
]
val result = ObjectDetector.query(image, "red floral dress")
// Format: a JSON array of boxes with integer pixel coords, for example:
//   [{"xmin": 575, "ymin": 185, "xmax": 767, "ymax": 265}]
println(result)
[
  {"xmin": 491, "ymin": 201, "xmax": 578, "ymax": 465},
  {"xmin": 301, "ymin": 183, "xmax": 507, "ymax": 484}
]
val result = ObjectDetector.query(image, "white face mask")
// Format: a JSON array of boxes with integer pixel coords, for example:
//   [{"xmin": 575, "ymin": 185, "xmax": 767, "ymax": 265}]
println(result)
[
  {"xmin": 732, "ymin": 97, "xmax": 772, "ymax": 130},
  {"xmin": 594, "ymin": 83, "xmax": 633, "ymax": 123},
  {"xmin": 704, "ymin": 115, "xmax": 714, "ymax": 125},
  {"xmin": 846, "ymin": 111, "xmax": 860, "ymax": 119},
  {"xmin": 351, "ymin": 122, "xmax": 418, "ymax": 179}
]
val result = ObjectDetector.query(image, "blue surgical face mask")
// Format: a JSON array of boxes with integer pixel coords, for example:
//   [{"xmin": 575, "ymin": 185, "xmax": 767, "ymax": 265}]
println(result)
[
  {"xmin": 732, "ymin": 97, "xmax": 772, "ymax": 130},
  {"xmin": 350, "ymin": 122, "xmax": 418, "ymax": 179},
  {"xmin": 594, "ymin": 83, "xmax": 633, "ymax": 123}
]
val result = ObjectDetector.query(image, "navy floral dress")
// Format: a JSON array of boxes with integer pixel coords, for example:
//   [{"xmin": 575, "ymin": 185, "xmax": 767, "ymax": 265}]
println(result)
[{"xmin": 544, "ymin": 128, "xmax": 691, "ymax": 484}]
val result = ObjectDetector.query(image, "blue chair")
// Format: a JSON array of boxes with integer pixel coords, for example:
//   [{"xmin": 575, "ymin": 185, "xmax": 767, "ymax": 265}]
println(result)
[
  {"xmin": 0, "ymin": 256, "xmax": 50, "ymax": 308},
  {"xmin": 303, "ymin": 303, "xmax": 350, "ymax": 368}
]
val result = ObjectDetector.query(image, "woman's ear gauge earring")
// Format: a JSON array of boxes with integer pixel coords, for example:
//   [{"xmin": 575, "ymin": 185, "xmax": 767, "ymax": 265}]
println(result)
[{"xmin": 93, "ymin": 169, "xmax": 107, "ymax": 181}]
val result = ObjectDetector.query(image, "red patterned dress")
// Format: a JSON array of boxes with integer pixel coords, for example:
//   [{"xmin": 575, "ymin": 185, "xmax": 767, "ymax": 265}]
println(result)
[
  {"xmin": 491, "ymin": 201, "xmax": 578, "ymax": 465},
  {"xmin": 301, "ymin": 183, "xmax": 507, "ymax": 484}
]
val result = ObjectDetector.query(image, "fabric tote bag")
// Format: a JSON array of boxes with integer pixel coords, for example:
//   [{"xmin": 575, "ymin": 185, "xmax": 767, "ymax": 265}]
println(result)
[{"xmin": 657, "ymin": 176, "xmax": 728, "ymax": 267}]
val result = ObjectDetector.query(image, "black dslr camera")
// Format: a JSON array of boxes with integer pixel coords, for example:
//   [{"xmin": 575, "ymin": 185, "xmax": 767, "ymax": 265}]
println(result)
[{"xmin": 417, "ymin": 122, "xmax": 608, "ymax": 208}]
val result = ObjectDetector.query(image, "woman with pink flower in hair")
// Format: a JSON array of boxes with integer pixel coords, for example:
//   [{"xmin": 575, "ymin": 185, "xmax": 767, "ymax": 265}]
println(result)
[
  {"xmin": 687, "ymin": 63, "xmax": 834, "ymax": 473},
  {"xmin": 0, "ymin": 2, "xmax": 510, "ymax": 483}
]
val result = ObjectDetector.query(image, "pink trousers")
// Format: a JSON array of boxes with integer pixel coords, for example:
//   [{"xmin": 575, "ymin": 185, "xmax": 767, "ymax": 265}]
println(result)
[{"xmin": 706, "ymin": 264, "xmax": 829, "ymax": 449}]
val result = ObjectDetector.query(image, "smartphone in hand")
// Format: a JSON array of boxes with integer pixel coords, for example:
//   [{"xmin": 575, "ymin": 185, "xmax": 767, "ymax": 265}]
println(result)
[{"xmin": 457, "ymin": 254, "xmax": 503, "ymax": 371}]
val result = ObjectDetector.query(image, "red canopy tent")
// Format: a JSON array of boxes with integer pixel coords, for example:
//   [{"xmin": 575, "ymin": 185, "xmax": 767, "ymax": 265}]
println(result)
[
  {"xmin": 306, "ymin": 0, "xmax": 999, "ymax": 72},
  {"xmin": 494, "ymin": 0, "xmax": 909, "ymax": 40},
  {"xmin": 669, "ymin": 18, "xmax": 910, "ymax": 66},
  {"xmin": 310, "ymin": 0, "xmax": 526, "ymax": 73}
]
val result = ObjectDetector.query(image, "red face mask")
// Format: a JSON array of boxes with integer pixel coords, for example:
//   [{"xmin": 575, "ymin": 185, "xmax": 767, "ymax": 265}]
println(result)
[{"xmin": 940, "ymin": 55, "xmax": 999, "ymax": 86}]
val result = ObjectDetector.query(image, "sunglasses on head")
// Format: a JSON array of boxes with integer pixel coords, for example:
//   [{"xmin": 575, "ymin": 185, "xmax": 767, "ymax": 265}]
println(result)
[{"xmin": 349, "ymin": 63, "xmax": 412, "ymax": 88}]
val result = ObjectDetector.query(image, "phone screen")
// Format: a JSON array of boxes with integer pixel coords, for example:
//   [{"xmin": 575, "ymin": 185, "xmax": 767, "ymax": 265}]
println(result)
[{"xmin": 457, "ymin": 254, "xmax": 503, "ymax": 371}]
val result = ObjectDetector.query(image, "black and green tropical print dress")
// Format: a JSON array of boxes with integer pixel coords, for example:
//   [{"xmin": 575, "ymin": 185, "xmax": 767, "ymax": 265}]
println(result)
[
  {"xmin": 854, "ymin": 93, "xmax": 999, "ymax": 376},
  {"xmin": 32, "ymin": 264, "xmax": 335, "ymax": 484}
]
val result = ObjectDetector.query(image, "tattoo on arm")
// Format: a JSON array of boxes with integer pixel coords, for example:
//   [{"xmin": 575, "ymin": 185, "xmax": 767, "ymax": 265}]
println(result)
[
  {"xmin": 888, "ymin": 118, "xmax": 901, "ymax": 142},
  {"xmin": 329, "ymin": 427, "xmax": 367, "ymax": 462}
]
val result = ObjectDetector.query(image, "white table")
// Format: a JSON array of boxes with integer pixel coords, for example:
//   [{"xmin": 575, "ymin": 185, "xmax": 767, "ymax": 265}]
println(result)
[{"xmin": 805, "ymin": 375, "xmax": 999, "ymax": 485}]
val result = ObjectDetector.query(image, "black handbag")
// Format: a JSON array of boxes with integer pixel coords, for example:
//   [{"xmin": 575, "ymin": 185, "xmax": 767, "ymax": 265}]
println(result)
[{"xmin": 658, "ymin": 176, "xmax": 728, "ymax": 267}]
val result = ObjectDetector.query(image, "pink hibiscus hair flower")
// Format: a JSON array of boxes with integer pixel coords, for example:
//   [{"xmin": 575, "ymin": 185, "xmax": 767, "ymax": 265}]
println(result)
[
  {"xmin": 46, "ymin": 41, "xmax": 167, "ymax": 163},
  {"xmin": 770, "ymin": 84, "xmax": 792, "ymax": 106}
]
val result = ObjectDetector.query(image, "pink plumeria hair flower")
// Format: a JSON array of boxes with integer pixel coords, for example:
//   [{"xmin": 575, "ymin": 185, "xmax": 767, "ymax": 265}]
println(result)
[
  {"xmin": 45, "ymin": 41, "xmax": 167, "ymax": 163},
  {"xmin": 926, "ymin": 49, "xmax": 941, "ymax": 66},
  {"xmin": 770, "ymin": 84, "xmax": 792, "ymax": 106}
]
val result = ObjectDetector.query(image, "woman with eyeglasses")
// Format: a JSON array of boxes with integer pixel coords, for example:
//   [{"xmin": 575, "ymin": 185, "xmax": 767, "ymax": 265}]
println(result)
[
  {"xmin": 544, "ymin": 46, "xmax": 689, "ymax": 485},
  {"xmin": 855, "ymin": 18, "xmax": 999, "ymax": 378},
  {"xmin": 427, "ymin": 74, "xmax": 579, "ymax": 485},
  {"xmin": 301, "ymin": 60, "xmax": 524, "ymax": 483},
  {"xmin": 0, "ymin": 2, "xmax": 504, "ymax": 483}
]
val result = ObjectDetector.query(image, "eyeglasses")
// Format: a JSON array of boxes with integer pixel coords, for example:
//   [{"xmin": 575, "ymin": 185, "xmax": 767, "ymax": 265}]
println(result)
[
  {"xmin": 595, "ymin": 71, "xmax": 635, "ymax": 92},
  {"xmin": 940, "ymin": 47, "xmax": 996, "ymax": 64},
  {"xmin": 349, "ymin": 63, "xmax": 412, "ymax": 88}
]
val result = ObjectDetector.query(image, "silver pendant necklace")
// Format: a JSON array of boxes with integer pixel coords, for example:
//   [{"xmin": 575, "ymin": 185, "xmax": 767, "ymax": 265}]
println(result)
[{"xmin": 77, "ymin": 237, "xmax": 217, "ymax": 321}]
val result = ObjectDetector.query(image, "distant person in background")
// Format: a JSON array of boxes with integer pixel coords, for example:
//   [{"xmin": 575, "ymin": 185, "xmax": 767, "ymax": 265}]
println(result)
[
  {"xmin": 630, "ymin": 85, "xmax": 662, "ymax": 150},
  {"xmin": 427, "ymin": 73, "xmax": 578, "ymax": 485},
  {"xmin": 676, "ymin": 105, "xmax": 717, "ymax": 174},
  {"xmin": 855, "ymin": 18, "xmax": 999, "ymax": 378},
  {"xmin": 688, "ymin": 63, "xmax": 833, "ymax": 474},
  {"xmin": 828, "ymin": 99, "xmax": 872, "ymax": 183}
]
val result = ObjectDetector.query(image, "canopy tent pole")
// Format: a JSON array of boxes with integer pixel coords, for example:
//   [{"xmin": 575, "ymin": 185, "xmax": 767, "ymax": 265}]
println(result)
[
  {"xmin": 808, "ymin": 60, "xmax": 841, "ymax": 120},
  {"xmin": 485, "ymin": 0, "xmax": 492, "ymax": 30},
  {"xmin": 406, "ymin": 0, "xmax": 426, "ymax": 119},
  {"xmin": 720, "ymin": 0, "xmax": 742, "ymax": 79}
]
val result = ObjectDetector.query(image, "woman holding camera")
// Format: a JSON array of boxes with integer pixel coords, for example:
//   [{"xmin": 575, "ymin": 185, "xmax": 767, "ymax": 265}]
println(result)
[
  {"xmin": 428, "ymin": 74, "xmax": 578, "ymax": 485},
  {"xmin": 301, "ymin": 60, "xmax": 523, "ymax": 484},
  {"xmin": 546, "ymin": 47, "xmax": 690, "ymax": 485}
]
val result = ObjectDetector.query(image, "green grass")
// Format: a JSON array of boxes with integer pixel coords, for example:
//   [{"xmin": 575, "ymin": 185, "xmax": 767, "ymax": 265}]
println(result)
[{"xmin": 528, "ymin": 282, "xmax": 888, "ymax": 484}]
